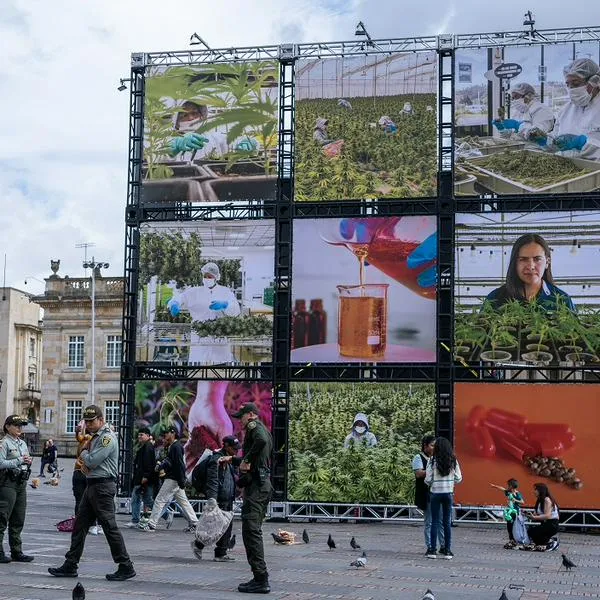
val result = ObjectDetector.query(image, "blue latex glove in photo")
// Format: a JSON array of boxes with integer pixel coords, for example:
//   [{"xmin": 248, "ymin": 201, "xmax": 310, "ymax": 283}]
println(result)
[
  {"xmin": 492, "ymin": 119, "xmax": 521, "ymax": 132},
  {"xmin": 236, "ymin": 138, "xmax": 258, "ymax": 152},
  {"xmin": 385, "ymin": 124, "xmax": 398, "ymax": 134},
  {"xmin": 339, "ymin": 218, "xmax": 376, "ymax": 243},
  {"xmin": 170, "ymin": 133, "xmax": 208, "ymax": 155},
  {"xmin": 406, "ymin": 232, "xmax": 437, "ymax": 289},
  {"xmin": 553, "ymin": 134, "xmax": 587, "ymax": 151},
  {"xmin": 168, "ymin": 300, "xmax": 181, "ymax": 317},
  {"xmin": 209, "ymin": 300, "xmax": 228, "ymax": 311}
]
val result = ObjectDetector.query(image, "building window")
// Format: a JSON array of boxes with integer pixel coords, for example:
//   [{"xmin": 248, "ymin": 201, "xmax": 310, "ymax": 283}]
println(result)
[
  {"xmin": 104, "ymin": 400, "xmax": 120, "ymax": 431},
  {"xmin": 106, "ymin": 335, "xmax": 122, "ymax": 368},
  {"xmin": 68, "ymin": 336, "xmax": 85, "ymax": 368},
  {"xmin": 29, "ymin": 337, "xmax": 36, "ymax": 357},
  {"xmin": 66, "ymin": 400, "xmax": 83, "ymax": 434},
  {"xmin": 27, "ymin": 371, "xmax": 35, "ymax": 390}
]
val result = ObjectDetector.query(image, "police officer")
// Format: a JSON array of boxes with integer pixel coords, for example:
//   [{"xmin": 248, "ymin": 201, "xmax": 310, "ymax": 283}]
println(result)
[
  {"xmin": 0, "ymin": 414, "xmax": 34, "ymax": 563},
  {"xmin": 220, "ymin": 403, "xmax": 272, "ymax": 594},
  {"xmin": 48, "ymin": 405, "xmax": 136, "ymax": 581}
]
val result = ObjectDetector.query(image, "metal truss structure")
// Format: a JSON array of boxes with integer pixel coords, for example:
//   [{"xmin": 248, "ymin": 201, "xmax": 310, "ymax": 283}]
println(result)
[{"xmin": 118, "ymin": 27, "xmax": 600, "ymax": 523}]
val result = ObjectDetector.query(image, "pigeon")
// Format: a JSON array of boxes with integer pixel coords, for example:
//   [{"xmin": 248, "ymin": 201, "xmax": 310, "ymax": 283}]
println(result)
[
  {"xmin": 302, "ymin": 529, "xmax": 310, "ymax": 544},
  {"xmin": 498, "ymin": 591, "xmax": 508, "ymax": 600},
  {"xmin": 350, "ymin": 536, "xmax": 360, "ymax": 550},
  {"xmin": 72, "ymin": 582, "xmax": 85, "ymax": 600},
  {"xmin": 350, "ymin": 551, "xmax": 367, "ymax": 568},
  {"xmin": 562, "ymin": 554, "xmax": 576, "ymax": 571},
  {"xmin": 422, "ymin": 591, "xmax": 435, "ymax": 600},
  {"xmin": 228, "ymin": 534, "xmax": 236, "ymax": 550},
  {"xmin": 327, "ymin": 534, "xmax": 336, "ymax": 550},
  {"xmin": 271, "ymin": 532, "xmax": 288, "ymax": 544}
]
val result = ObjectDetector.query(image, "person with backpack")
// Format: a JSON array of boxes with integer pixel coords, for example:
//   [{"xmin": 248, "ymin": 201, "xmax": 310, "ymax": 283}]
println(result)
[
  {"xmin": 191, "ymin": 435, "xmax": 240, "ymax": 562},
  {"xmin": 139, "ymin": 426, "xmax": 198, "ymax": 532},
  {"xmin": 412, "ymin": 435, "xmax": 444, "ymax": 555},
  {"xmin": 425, "ymin": 437, "xmax": 462, "ymax": 560}
]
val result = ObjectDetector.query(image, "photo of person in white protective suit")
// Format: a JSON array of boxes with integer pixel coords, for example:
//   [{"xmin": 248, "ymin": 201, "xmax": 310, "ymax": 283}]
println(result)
[
  {"xmin": 530, "ymin": 58, "xmax": 600, "ymax": 161},
  {"xmin": 167, "ymin": 262, "xmax": 241, "ymax": 364}
]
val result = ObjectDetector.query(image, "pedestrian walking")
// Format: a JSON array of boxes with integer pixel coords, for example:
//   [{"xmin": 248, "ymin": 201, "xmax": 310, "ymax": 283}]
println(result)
[
  {"xmin": 219, "ymin": 403, "xmax": 273, "ymax": 594},
  {"xmin": 125, "ymin": 427, "xmax": 158, "ymax": 528},
  {"xmin": 48, "ymin": 405, "xmax": 135, "ymax": 581},
  {"xmin": 139, "ymin": 426, "xmax": 198, "ymax": 532},
  {"xmin": 0, "ymin": 414, "xmax": 35, "ymax": 563}
]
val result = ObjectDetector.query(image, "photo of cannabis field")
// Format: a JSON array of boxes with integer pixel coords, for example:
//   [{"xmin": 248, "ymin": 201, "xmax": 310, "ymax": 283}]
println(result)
[
  {"xmin": 287, "ymin": 382, "xmax": 435, "ymax": 504},
  {"xmin": 294, "ymin": 53, "xmax": 437, "ymax": 201}
]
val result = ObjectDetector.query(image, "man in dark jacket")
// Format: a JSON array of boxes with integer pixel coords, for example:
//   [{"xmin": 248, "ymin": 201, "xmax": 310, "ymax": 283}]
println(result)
[
  {"xmin": 126, "ymin": 428, "xmax": 157, "ymax": 528},
  {"xmin": 139, "ymin": 426, "xmax": 198, "ymax": 532},
  {"xmin": 191, "ymin": 435, "xmax": 240, "ymax": 562}
]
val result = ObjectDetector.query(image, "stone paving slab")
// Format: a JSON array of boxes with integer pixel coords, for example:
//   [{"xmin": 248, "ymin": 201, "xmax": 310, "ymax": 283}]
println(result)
[{"xmin": 1, "ymin": 458, "xmax": 598, "ymax": 600}]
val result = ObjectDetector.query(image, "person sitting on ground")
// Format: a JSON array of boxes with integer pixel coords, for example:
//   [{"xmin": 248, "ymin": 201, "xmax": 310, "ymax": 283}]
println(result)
[{"xmin": 522, "ymin": 482, "xmax": 560, "ymax": 552}]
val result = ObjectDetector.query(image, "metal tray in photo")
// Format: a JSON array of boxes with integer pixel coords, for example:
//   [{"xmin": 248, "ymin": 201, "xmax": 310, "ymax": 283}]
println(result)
[
  {"xmin": 472, "ymin": 141, "xmax": 526, "ymax": 156},
  {"xmin": 465, "ymin": 150, "xmax": 600, "ymax": 194},
  {"xmin": 454, "ymin": 168, "xmax": 477, "ymax": 196}
]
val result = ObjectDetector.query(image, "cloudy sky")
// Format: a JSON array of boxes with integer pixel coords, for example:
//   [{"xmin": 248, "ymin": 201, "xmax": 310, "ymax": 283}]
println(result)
[{"xmin": 1, "ymin": 0, "xmax": 599, "ymax": 294}]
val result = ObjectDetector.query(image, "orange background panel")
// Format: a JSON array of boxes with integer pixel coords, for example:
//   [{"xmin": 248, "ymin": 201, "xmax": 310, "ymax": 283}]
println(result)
[{"xmin": 454, "ymin": 383, "xmax": 600, "ymax": 510}]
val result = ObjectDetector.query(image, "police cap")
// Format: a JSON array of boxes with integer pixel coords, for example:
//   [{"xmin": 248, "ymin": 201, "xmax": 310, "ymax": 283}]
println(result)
[
  {"xmin": 83, "ymin": 405, "xmax": 104, "ymax": 421},
  {"xmin": 231, "ymin": 402, "xmax": 259, "ymax": 419}
]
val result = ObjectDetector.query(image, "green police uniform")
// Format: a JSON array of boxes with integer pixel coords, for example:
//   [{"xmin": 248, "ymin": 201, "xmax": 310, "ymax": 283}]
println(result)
[
  {"xmin": 0, "ymin": 416, "xmax": 32, "ymax": 562},
  {"xmin": 233, "ymin": 408, "xmax": 273, "ymax": 593},
  {"xmin": 49, "ymin": 405, "xmax": 135, "ymax": 581}
]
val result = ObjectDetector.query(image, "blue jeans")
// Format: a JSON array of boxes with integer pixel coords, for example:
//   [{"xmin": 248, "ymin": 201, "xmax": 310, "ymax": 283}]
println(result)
[
  {"xmin": 429, "ymin": 492, "xmax": 453, "ymax": 552},
  {"xmin": 130, "ymin": 484, "xmax": 155, "ymax": 523},
  {"xmin": 424, "ymin": 501, "xmax": 445, "ymax": 550}
]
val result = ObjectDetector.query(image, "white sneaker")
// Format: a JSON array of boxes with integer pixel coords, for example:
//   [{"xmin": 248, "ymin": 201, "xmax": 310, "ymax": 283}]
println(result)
[
  {"xmin": 124, "ymin": 522, "xmax": 139, "ymax": 529},
  {"xmin": 89, "ymin": 526, "xmax": 99, "ymax": 535}
]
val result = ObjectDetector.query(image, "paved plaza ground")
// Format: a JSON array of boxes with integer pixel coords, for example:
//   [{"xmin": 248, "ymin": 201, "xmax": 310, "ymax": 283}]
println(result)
[{"xmin": 1, "ymin": 458, "xmax": 598, "ymax": 600}]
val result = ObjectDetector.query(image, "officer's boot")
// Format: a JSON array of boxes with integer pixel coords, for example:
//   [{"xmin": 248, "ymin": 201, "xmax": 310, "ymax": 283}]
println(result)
[{"xmin": 239, "ymin": 573, "xmax": 270, "ymax": 594}]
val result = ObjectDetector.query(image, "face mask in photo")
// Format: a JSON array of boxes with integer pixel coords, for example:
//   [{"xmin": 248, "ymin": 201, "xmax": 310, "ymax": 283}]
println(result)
[
  {"xmin": 511, "ymin": 99, "xmax": 528, "ymax": 114},
  {"xmin": 354, "ymin": 426, "xmax": 366, "ymax": 434},
  {"xmin": 568, "ymin": 85, "xmax": 592, "ymax": 107},
  {"xmin": 203, "ymin": 277, "xmax": 217, "ymax": 288},
  {"xmin": 178, "ymin": 117, "xmax": 202, "ymax": 132}
]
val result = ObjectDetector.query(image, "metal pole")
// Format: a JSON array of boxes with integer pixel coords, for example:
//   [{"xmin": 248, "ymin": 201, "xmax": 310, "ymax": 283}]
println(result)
[{"xmin": 91, "ymin": 267, "xmax": 96, "ymax": 403}]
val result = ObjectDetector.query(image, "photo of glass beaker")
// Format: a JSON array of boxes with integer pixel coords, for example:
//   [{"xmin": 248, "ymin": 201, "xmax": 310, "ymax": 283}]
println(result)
[{"xmin": 337, "ymin": 284, "xmax": 389, "ymax": 358}]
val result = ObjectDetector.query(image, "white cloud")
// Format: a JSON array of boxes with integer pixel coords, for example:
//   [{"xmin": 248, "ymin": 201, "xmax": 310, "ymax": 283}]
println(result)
[{"xmin": 1, "ymin": 0, "xmax": 599, "ymax": 295}]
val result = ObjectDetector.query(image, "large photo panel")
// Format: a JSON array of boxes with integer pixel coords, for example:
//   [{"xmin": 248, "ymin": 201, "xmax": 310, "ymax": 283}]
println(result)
[
  {"xmin": 135, "ymin": 380, "xmax": 272, "ymax": 474},
  {"xmin": 291, "ymin": 216, "xmax": 437, "ymax": 363},
  {"xmin": 455, "ymin": 383, "xmax": 600, "ymax": 510},
  {"xmin": 454, "ymin": 211, "xmax": 600, "ymax": 371},
  {"xmin": 143, "ymin": 61, "xmax": 279, "ymax": 204},
  {"xmin": 288, "ymin": 382, "xmax": 435, "ymax": 504},
  {"xmin": 137, "ymin": 220, "xmax": 275, "ymax": 365},
  {"xmin": 454, "ymin": 42, "xmax": 600, "ymax": 196},
  {"xmin": 294, "ymin": 52, "xmax": 437, "ymax": 201}
]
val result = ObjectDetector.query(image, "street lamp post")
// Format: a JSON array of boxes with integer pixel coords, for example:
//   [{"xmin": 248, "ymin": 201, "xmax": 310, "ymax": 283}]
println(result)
[{"xmin": 82, "ymin": 258, "xmax": 109, "ymax": 403}]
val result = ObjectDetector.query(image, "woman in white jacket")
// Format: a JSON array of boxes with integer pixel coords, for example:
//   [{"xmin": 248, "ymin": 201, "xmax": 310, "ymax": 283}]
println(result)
[{"xmin": 425, "ymin": 437, "xmax": 462, "ymax": 559}]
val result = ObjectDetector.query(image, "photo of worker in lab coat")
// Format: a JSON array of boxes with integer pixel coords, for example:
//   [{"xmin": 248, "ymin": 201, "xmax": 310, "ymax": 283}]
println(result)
[{"xmin": 168, "ymin": 262, "xmax": 241, "ymax": 364}]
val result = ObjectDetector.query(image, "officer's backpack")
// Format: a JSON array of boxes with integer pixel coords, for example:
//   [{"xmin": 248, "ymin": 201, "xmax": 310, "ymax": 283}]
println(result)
[{"xmin": 191, "ymin": 449, "xmax": 214, "ymax": 496}]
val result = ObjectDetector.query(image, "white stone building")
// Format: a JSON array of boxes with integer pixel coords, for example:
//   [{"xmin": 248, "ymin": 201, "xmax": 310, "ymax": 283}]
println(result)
[
  {"xmin": 0, "ymin": 287, "xmax": 43, "ymax": 451},
  {"xmin": 34, "ymin": 263, "xmax": 125, "ymax": 456}
]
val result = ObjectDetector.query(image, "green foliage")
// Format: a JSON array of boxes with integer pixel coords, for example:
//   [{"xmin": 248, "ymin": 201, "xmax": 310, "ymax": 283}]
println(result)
[
  {"xmin": 295, "ymin": 95, "xmax": 437, "ymax": 201},
  {"xmin": 476, "ymin": 151, "xmax": 585, "ymax": 188},
  {"xmin": 144, "ymin": 62, "xmax": 279, "ymax": 176},
  {"xmin": 139, "ymin": 232, "xmax": 203, "ymax": 288},
  {"xmin": 191, "ymin": 315, "xmax": 272, "ymax": 338},
  {"xmin": 287, "ymin": 383, "xmax": 435, "ymax": 504}
]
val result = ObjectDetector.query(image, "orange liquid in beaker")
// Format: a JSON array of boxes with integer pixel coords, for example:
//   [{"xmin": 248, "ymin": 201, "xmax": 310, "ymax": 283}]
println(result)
[{"xmin": 338, "ymin": 295, "xmax": 387, "ymax": 358}]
